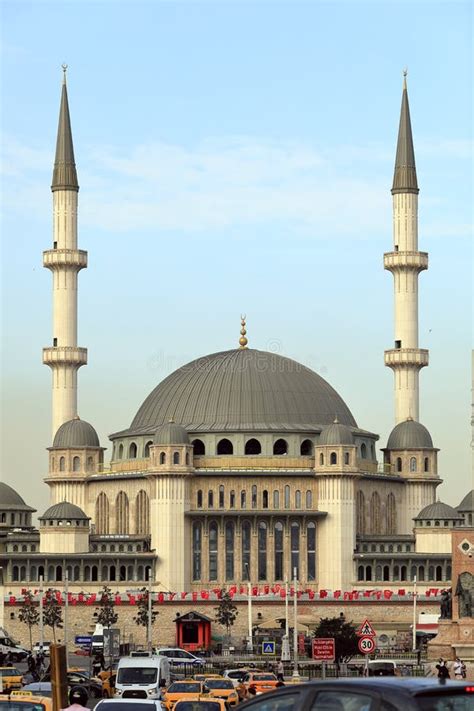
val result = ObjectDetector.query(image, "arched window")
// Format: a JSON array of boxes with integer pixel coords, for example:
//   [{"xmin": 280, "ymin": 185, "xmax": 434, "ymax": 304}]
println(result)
[
  {"xmin": 284, "ymin": 485, "xmax": 290, "ymax": 509},
  {"xmin": 370, "ymin": 491, "xmax": 381, "ymax": 534},
  {"xmin": 30, "ymin": 565, "xmax": 37, "ymax": 581},
  {"xmin": 396, "ymin": 457, "xmax": 402, "ymax": 472},
  {"xmin": 418, "ymin": 565, "xmax": 425, "ymax": 581},
  {"xmin": 120, "ymin": 565, "xmax": 127, "ymax": 581},
  {"xmin": 92, "ymin": 565, "xmax": 98, "ymax": 582},
  {"xmin": 344, "ymin": 451, "xmax": 350, "ymax": 465},
  {"xmin": 209, "ymin": 522, "xmax": 218, "ymax": 581},
  {"xmin": 159, "ymin": 452, "xmax": 166, "ymax": 465},
  {"xmin": 393, "ymin": 565, "xmax": 400, "ymax": 581},
  {"xmin": 38, "ymin": 565, "xmax": 44, "ymax": 579},
  {"xmin": 436, "ymin": 565, "xmax": 443, "ymax": 581},
  {"xmin": 73, "ymin": 456, "xmax": 80, "ymax": 472},
  {"xmin": 242, "ymin": 521, "xmax": 251, "ymax": 580},
  {"xmin": 118, "ymin": 443, "xmax": 124, "ymax": 460},
  {"xmin": 137, "ymin": 565, "xmax": 144, "ymax": 580},
  {"xmin": 50, "ymin": 456, "xmax": 55, "ymax": 472},
  {"xmin": 229, "ymin": 490, "xmax": 235, "ymax": 508},
  {"xmin": 59, "ymin": 456, "xmax": 65, "ymax": 471},
  {"xmin": 135, "ymin": 490, "xmax": 150, "ymax": 535},
  {"xmin": 185, "ymin": 452, "xmax": 190, "ymax": 465},
  {"xmin": 192, "ymin": 522, "xmax": 202, "ymax": 580},
  {"xmin": 319, "ymin": 453, "xmax": 324, "ymax": 466},
  {"xmin": 84, "ymin": 565, "xmax": 91, "ymax": 582},
  {"xmin": 208, "ymin": 490, "xmax": 214, "ymax": 508},
  {"xmin": 291, "ymin": 522, "xmax": 300, "ymax": 577},
  {"xmin": 129, "ymin": 442, "xmax": 137, "ymax": 459},
  {"xmin": 55, "ymin": 565, "xmax": 63, "ymax": 582},
  {"xmin": 410, "ymin": 457, "xmax": 417, "ymax": 472},
  {"xmin": 241, "ymin": 490, "xmax": 246, "ymax": 509},
  {"xmin": 144, "ymin": 441, "xmax": 153, "ymax": 457},
  {"xmin": 424, "ymin": 457, "xmax": 429, "ymax": 472},
  {"xmin": 87, "ymin": 456, "xmax": 94, "ymax": 471},
  {"xmin": 274, "ymin": 522, "xmax": 284, "ymax": 580},
  {"xmin": 300, "ymin": 439, "xmax": 313, "ymax": 456},
  {"xmin": 386, "ymin": 493, "xmax": 397, "ymax": 535},
  {"xmin": 273, "ymin": 439, "xmax": 288, "ymax": 455},
  {"xmin": 245, "ymin": 438, "xmax": 261, "ymax": 455},
  {"xmin": 12, "ymin": 566, "xmax": 19, "ymax": 582},
  {"xmin": 115, "ymin": 491, "xmax": 129, "ymax": 534},
  {"xmin": 306, "ymin": 490, "xmax": 312, "ymax": 509},
  {"xmin": 358, "ymin": 565, "xmax": 364, "ymax": 581},
  {"xmin": 330, "ymin": 452, "xmax": 337, "ymax": 465},
  {"xmin": 375, "ymin": 565, "xmax": 382, "ymax": 581},
  {"xmin": 192, "ymin": 439, "xmax": 205, "ymax": 456},
  {"xmin": 361, "ymin": 443, "xmax": 367, "ymax": 459},
  {"xmin": 273, "ymin": 490, "xmax": 280, "ymax": 509},
  {"xmin": 262, "ymin": 490, "xmax": 269, "ymax": 509},
  {"xmin": 356, "ymin": 491, "xmax": 366, "ymax": 535},
  {"xmin": 225, "ymin": 522, "xmax": 234, "ymax": 580},
  {"xmin": 217, "ymin": 438, "xmax": 233, "ymax": 455},
  {"xmin": 197, "ymin": 490, "xmax": 203, "ymax": 508},
  {"xmin": 173, "ymin": 451, "xmax": 180, "ymax": 465},
  {"xmin": 371, "ymin": 444, "xmax": 375, "ymax": 459},
  {"xmin": 400, "ymin": 565, "xmax": 407, "ymax": 580},
  {"xmin": 295, "ymin": 490, "xmax": 301, "ymax": 509},
  {"xmin": 252, "ymin": 485, "xmax": 257, "ymax": 509},
  {"xmin": 258, "ymin": 521, "xmax": 267, "ymax": 580},
  {"xmin": 383, "ymin": 565, "xmax": 390, "ymax": 581},
  {"xmin": 219, "ymin": 485, "xmax": 225, "ymax": 508},
  {"xmin": 95, "ymin": 492, "xmax": 110, "ymax": 534},
  {"xmin": 307, "ymin": 521, "xmax": 316, "ymax": 581}
]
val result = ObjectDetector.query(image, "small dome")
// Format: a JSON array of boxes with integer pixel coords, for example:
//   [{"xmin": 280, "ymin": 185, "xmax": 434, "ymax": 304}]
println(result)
[
  {"xmin": 0, "ymin": 482, "xmax": 35, "ymax": 511},
  {"xmin": 414, "ymin": 501, "xmax": 463, "ymax": 521},
  {"xmin": 53, "ymin": 417, "xmax": 100, "ymax": 448},
  {"xmin": 386, "ymin": 419, "xmax": 433, "ymax": 450},
  {"xmin": 318, "ymin": 420, "xmax": 354, "ymax": 446},
  {"xmin": 457, "ymin": 490, "xmax": 474, "ymax": 512},
  {"xmin": 39, "ymin": 501, "xmax": 89, "ymax": 521},
  {"xmin": 154, "ymin": 421, "xmax": 189, "ymax": 446}
]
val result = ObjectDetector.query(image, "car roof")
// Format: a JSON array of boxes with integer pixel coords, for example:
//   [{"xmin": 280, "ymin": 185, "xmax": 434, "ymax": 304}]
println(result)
[
  {"xmin": 304, "ymin": 678, "xmax": 470, "ymax": 694},
  {"xmin": 117, "ymin": 656, "xmax": 164, "ymax": 667},
  {"xmin": 97, "ymin": 700, "xmax": 164, "ymax": 705}
]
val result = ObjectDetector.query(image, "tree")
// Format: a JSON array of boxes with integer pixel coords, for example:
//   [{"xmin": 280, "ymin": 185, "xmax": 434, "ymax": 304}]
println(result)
[
  {"xmin": 18, "ymin": 589, "xmax": 39, "ymax": 651},
  {"xmin": 43, "ymin": 588, "xmax": 63, "ymax": 644},
  {"xmin": 313, "ymin": 615, "xmax": 359, "ymax": 663},
  {"xmin": 214, "ymin": 590, "xmax": 238, "ymax": 640},
  {"xmin": 95, "ymin": 585, "xmax": 118, "ymax": 630},
  {"xmin": 133, "ymin": 587, "xmax": 158, "ymax": 646}
]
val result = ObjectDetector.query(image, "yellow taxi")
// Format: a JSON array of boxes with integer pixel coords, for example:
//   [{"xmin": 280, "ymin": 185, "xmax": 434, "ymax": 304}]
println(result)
[
  {"xmin": 0, "ymin": 691, "xmax": 52, "ymax": 711},
  {"xmin": 163, "ymin": 680, "xmax": 207, "ymax": 710},
  {"xmin": 174, "ymin": 700, "xmax": 227, "ymax": 711},
  {"xmin": 203, "ymin": 678, "xmax": 239, "ymax": 706},
  {"xmin": 0, "ymin": 668, "xmax": 23, "ymax": 691},
  {"xmin": 193, "ymin": 674, "xmax": 223, "ymax": 683},
  {"xmin": 242, "ymin": 671, "xmax": 279, "ymax": 695}
]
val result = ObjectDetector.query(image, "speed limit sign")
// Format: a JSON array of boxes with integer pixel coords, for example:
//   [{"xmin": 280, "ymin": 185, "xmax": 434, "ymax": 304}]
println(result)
[{"xmin": 358, "ymin": 635, "xmax": 375, "ymax": 654}]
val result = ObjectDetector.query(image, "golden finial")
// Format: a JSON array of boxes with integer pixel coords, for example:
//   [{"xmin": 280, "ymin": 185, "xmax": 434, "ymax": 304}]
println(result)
[
  {"xmin": 239, "ymin": 314, "xmax": 248, "ymax": 349},
  {"xmin": 62, "ymin": 63, "xmax": 68, "ymax": 85}
]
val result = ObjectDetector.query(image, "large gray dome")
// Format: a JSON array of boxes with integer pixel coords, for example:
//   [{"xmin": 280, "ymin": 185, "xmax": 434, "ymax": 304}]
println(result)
[
  {"xmin": 0, "ymin": 482, "xmax": 35, "ymax": 511},
  {"xmin": 117, "ymin": 349, "xmax": 357, "ymax": 437},
  {"xmin": 53, "ymin": 417, "xmax": 100, "ymax": 448},
  {"xmin": 386, "ymin": 419, "xmax": 433, "ymax": 450},
  {"xmin": 414, "ymin": 501, "xmax": 463, "ymax": 521},
  {"xmin": 40, "ymin": 501, "xmax": 89, "ymax": 520},
  {"xmin": 458, "ymin": 490, "xmax": 474, "ymax": 512}
]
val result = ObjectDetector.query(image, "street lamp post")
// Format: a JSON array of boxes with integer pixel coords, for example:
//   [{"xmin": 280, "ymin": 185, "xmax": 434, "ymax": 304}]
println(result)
[
  {"xmin": 292, "ymin": 566, "xmax": 299, "ymax": 678},
  {"xmin": 245, "ymin": 563, "xmax": 253, "ymax": 653}
]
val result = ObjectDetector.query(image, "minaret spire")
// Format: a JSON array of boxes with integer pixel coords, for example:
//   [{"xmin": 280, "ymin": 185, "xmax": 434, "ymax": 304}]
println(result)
[
  {"xmin": 43, "ymin": 68, "xmax": 87, "ymax": 438},
  {"xmin": 384, "ymin": 74, "xmax": 429, "ymax": 423}
]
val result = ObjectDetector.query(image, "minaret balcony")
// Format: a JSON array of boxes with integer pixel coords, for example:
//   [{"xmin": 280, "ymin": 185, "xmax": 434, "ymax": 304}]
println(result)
[
  {"xmin": 384, "ymin": 348, "xmax": 429, "ymax": 369},
  {"xmin": 43, "ymin": 249, "xmax": 88, "ymax": 270},
  {"xmin": 43, "ymin": 346, "xmax": 88, "ymax": 367},
  {"xmin": 383, "ymin": 251, "xmax": 428, "ymax": 272}
]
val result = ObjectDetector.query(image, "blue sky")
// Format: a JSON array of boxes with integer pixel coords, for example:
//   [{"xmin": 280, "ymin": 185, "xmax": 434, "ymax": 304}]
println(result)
[{"xmin": 1, "ymin": 0, "xmax": 472, "ymax": 515}]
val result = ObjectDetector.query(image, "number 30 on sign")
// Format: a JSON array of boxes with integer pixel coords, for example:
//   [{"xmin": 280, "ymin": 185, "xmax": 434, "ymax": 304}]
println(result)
[{"xmin": 358, "ymin": 635, "xmax": 375, "ymax": 654}]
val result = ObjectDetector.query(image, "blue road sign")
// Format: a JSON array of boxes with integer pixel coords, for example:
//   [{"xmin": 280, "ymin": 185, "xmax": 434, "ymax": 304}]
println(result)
[
  {"xmin": 75, "ymin": 635, "xmax": 92, "ymax": 645},
  {"xmin": 262, "ymin": 641, "xmax": 276, "ymax": 655}
]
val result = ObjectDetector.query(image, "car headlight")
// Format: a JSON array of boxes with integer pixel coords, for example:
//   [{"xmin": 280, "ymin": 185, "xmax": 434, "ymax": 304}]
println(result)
[{"xmin": 148, "ymin": 688, "xmax": 158, "ymax": 695}]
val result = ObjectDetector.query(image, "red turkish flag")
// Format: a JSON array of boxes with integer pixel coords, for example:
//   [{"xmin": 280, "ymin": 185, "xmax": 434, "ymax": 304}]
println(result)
[
  {"xmin": 192, "ymin": 592, "xmax": 198, "ymax": 601},
  {"xmin": 181, "ymin": 592, "xmax": 187, "ymax": 600},
  {"xmin": 308, "ymin": 590, "xmax": 315, "ymax": 600},
  {"xmin": 319, "ymin": 589, "xmax": 328, "ymax": 598}
]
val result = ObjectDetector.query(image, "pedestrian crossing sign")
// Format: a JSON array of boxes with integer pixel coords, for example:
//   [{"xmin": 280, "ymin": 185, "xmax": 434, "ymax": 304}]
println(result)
[
  {"xmin": 356, "ymin": 618, "xmax": 376, "ymax": 637},
  {"xmin": 262, "ymin": 641, "xmax": 276, "ymax": 654}
]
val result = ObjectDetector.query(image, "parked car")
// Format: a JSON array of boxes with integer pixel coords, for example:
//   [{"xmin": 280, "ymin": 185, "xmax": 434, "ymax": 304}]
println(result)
[
  {"xmin": 174, "ymin": 701, "xmax": 227, "ymax": 711},
  {"xmin": 94, "ymin": 699, "xmax": 166, "ymax": 711},
  {"xmin": 162, "ymin": 681, "xmax": 207, "ymax": 710},
  {"xmin": 0, "ymin": 635, "xmax": 28, "ymax": 662},
  {"xmin": 367, "ymin": 660, "xmax": 398, "ymax": 676},
  {"xmin": 155, "ymin": 649, "xmax": 205, "ymax": 667},
  {"xmin": 242, "ymin": 672, "xmax": 279, "ymax": 695},
  {"xmin": 222, "ymin": 669, "xmax": 249, "ymax": 689},
  {"xmin": 204, "ymin": 678, "xmax": 239, "ymax": 706},
  {"xmin": 0, "ymin": 667, "xmax": 23, "ymax": 690},
  {"xmin": 238, "ymin": 677, "xmax": 474, "ymax": 711}
]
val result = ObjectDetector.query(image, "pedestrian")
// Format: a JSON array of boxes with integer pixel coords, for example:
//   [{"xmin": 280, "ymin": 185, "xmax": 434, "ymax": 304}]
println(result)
[
  {"xmin": 436, "ymin": 659, "xmax": 450, "ymax": 680},
  {"xmin": 453, "ymin": 657, "xmax": 464, "ymax": 679},
  {"xmin": 277, "ymin": 660, "xmax": 284, "ymax": 682},
  {"xmin": 62, "ymin": 686, "xmax": 89, "ymax": 711}
]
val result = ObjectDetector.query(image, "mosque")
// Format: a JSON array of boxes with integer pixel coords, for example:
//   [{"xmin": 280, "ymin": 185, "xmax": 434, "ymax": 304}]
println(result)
[{"xmin": 1, "ymin": 70, "xmax": 472, "ymax": 606}]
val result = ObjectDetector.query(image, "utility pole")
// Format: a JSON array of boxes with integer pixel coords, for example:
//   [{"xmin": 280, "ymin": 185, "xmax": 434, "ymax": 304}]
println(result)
[
  {"xmin": 64, "ymin": 572, "xmax": 69, "ymax": 667},
  {"xmin": 412, "ymin": 575, "xmax": 417, "ymax": 651},
  {"xmin": 39, "ymin": 575, "xmax": 44, "ymax": 652},
  {"xmin": 245, "ymin": 563, "xmax": 253, "ymax": 653},
  {"xmin": 281, "ymin": 577, "xmax": 290, "ymax": 662},
  {"xmin": 292, "ymin": 566, "xmax": 299, "ymax": 678},
  {"xmin": 147, "ymin": 570, "xmax": 153, "ymax": 652}
]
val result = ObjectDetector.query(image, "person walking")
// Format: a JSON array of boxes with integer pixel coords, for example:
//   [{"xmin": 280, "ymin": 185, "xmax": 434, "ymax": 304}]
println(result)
[
  {"xmin": 453, "ymin": 657, "xmax": 464, "ymax": 679},
  {"xmin": 277, "ymin": 660, "xmax": 284, "ymax": 682},
  {"xmin": 436, "ymin": 659, "xmax": 450, "ymax": 680}
]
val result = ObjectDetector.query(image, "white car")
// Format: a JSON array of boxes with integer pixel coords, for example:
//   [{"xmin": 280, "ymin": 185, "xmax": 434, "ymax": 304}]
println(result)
[
  {"xmin": 94, "ymin": 700, "xmax": 166, "ymax": 711},
  {"xmin": 33, "ymin": 641, "xmax": 51, "ymax": 656},
  {"xmin": 222, "ymin": 669, "xmax": 249, "ymax": 688},
  {"xmin": 154, "ymin": 648, "xmax": 205, "ymax": 666}
]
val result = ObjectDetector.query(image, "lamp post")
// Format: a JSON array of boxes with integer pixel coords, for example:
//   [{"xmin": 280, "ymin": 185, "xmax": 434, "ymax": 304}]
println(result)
[
  {"xmin": 281, "ymin": 576, "xmax": 290, "ymax": 661},
  {"xmin": 39, "ymin": 575, "xmax": 44, "ymax": 652},
  {"xmin": 412, "ymin": 575, "xmax": 417, "ymax": 652},
  {"xmin": 292, "ymin": 566, "xmax": 299, "ymax": 678},
  {"xmin": 245, "ymin": 563, "xmax": 253, "ymax": 653},
  {"xmin": 64, "ymin": 571, "xmax": 69, "ymax": 666},
  {"xmin": 147, "ymin": 569, "xmax": 153, "ymax": 652}
]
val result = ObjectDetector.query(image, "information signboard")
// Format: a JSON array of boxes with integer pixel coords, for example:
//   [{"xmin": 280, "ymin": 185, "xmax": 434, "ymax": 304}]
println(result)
[{"xmin": 312, "ymin": 638, "xmax": 335, "ymax": 661}]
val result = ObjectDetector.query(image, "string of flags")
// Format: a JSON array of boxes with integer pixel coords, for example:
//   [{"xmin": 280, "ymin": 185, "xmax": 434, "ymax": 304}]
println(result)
[{"xmin": 5, "ymin": 586, "xmax": 445, "ymax": 606}]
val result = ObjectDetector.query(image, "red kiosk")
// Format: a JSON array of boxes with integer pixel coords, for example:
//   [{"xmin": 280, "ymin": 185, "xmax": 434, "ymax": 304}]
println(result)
[{"xmin": 174, "ymin": 611, "xmax": 212, "ymax": 652}]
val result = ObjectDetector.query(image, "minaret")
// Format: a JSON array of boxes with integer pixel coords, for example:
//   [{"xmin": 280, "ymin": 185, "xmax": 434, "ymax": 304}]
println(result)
[
  {"xmin": 43, "ymin": 66, "xmax": 87, "ymax": 438},
  {"xmin": 384, "ymin": 72, "xmax": 429, "ymax": 423}
]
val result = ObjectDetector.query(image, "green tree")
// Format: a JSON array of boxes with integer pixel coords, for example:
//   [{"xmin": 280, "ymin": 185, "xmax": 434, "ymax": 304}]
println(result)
[
  {"xmin": 214, "ymin": 590, "xmax": 238, "ymax": 640},
  {"xmin": 95, "ymin": 586, "xmax": 118, "ymax": 630},
  {"xmin": 133, "ymin": 588, "xmax": 158, "ymax": 647},
  {"xmin": 18, "ymin": 589, "xmax": 40, "ymax": 651},
  {"xmin": 43, "ymin": 588, "xmax": 63, "ymax": 644},
  {"xmin": 313, "ymin": 616, "xmax": 359, "ymax": 663}
]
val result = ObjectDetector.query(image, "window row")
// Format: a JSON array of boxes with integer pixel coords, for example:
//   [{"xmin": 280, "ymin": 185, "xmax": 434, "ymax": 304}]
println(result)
[
  {"xmin": 357, "ymin": 563, "xmax": 451, "ymax": 582},
  {"xmin": 359, "ymin": 543, "xmax": 412, "ymax": 553},
  {"xmin": 192, "ymin": 521, "xmax": 316, "ymax": 582},
  {"xmin": 196, "ymin": 486, "xmax": 314, "ymax": 510},
  {"xmin": 11, "ymin": 562, "xmax": 153, "ymax": 583},
  {"xmin": 56, "ymin": 455, "xmax": 95, "ymax": 472},
  {"xmin": 90, "ymin": 542, "xmax": 145, "ymax": 553},
  {"xmin": 1, "ymin": 512, "xmax": 31, "ymax": 526},
  {"xmin": 356, "ymin": 491, "xmax": 397, "ymax": 535},
  {"xmin": 9, "ymin": 543, "xmax": 37, "ymax": 553},
  {"xmin": 318, "ymin": 452, "xmax": 351, "ymax": 466},
  {"xmin": 394, "ymin": 456, "xmax": 431, "ymax": 473},
  {"xmin": 417, "ymin": 519, "xmax": 462, "ymax": 527},
  {"xmin": 95, "ymin": 490, "xmax": 150, "ymax": 535}
]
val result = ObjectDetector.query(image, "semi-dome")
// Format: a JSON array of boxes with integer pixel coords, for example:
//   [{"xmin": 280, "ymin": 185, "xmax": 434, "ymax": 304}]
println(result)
[
  {"xmin": 39, "ymin": 501, "xmax": 89, "ymax": 520},
  {"xmin": 115, "ymin": 348, "xmax": 357, "ymax": 438},
  {"xmin": 0, "ymin": 482, "xmax": 35, "ymax": 511},
  {"xmin": 318, "ymin": 419, "xmax": 354, "ymax": 445},
  {"xmin": 154, "ymin": 421, "xmax": 189, "ymax": 445},
  {"xmin": 386, "ymin": 418, "xmax": 433, "ymax": 450},
  {"xmin": 414, "ymin": 501, "xmax": 463, "ymax": 521},
  {"xmin": 53, "ymin": 417, "xmax": 100, "ymax": 448},
  {"xmin": 458, "ymin": 490, "xmax": 474, "ymax": 512}
]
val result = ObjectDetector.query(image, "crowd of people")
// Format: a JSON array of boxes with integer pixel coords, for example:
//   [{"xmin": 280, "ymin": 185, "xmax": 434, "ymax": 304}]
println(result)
[{"xmin": 435, "ymin": 657, "xmax": 466, "ymax": 680}]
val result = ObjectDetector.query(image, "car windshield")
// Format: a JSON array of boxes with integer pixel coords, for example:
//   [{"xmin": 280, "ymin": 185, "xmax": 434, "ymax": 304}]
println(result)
[
  {"xmin": 117, "ymin": 668, "xmax": 158, "ymax": 684},
  {"xmin": 254, "ymin": 675, "xmax": 276, "ymax": 681},
  {"xmin": 416, "ymin": 694, "xmax": 474, "ymax": 710},
  {"xmin": 0, "ymin": 669, "xmax": 20, "ymax": 676},
  {"xmin": 168, "ymin": 683, "xmax": 201, "ymax": 693},
  {"xmin": 98, "ymin": 704, "xmax": 155, "ymax": 711},
  {"xmin": 205, "ymin": 680, "xmax": 234, "ymax": 689},
  {"xmin": 174, "ymin": 704, "xmax": 221, "ymax": 711},
  {"xmin": 0, "ymin": 704, "xmax": 46, "ymax": 711}
]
